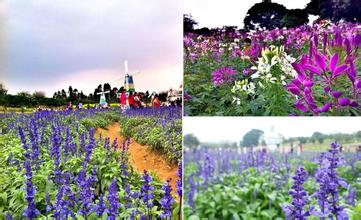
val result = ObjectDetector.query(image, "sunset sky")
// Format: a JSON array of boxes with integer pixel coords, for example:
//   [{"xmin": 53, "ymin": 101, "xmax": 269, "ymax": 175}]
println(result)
[{"xmin": 1, "ymin": 0, "xmax": 183, "ymax": 97}]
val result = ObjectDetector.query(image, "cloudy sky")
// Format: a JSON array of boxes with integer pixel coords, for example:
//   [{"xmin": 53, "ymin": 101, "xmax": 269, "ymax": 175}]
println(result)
[
  {"xmin": 1, "ymin": 0, "xmax": 182, "ymax": 97},
  {"xmin": 184, "ymin": 0, "xmax": 310, "ymax": 28},
  {"xmin": 184, "ymin": 117, "xmax": 361, "ymax": 143}
]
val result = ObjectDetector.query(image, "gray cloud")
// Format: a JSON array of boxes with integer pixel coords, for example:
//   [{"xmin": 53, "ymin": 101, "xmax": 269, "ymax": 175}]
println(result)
[{"xmin": 3, "ymin": 0, "xmax": 182, "ymax": 95}]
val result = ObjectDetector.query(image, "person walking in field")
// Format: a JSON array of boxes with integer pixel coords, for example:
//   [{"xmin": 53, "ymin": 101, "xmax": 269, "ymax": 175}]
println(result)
[
  {"xmin": 128, "ymin": 92, "xmax": 137, "ymax": 109},
  {"xmin": 152, "ymin": 94, "xmax": 161, "ymax": 108},
  {"xmin": 119, "ymin": 89, "xmax": 127, "ymax": 111}
]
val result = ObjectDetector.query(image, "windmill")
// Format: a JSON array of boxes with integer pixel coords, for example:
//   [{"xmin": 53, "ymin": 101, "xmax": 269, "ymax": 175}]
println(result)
[
  {"xmin": 97, "ymin": 91, "xmax": 110, "ymax": 107},
  {"xmin": 124, "ymin": 61, "xmax": 135, "ymax": 92}
]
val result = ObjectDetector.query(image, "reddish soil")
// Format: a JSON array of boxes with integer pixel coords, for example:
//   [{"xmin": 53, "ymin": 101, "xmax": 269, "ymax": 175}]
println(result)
[{"xmin": 95, "ymin": 123, "xmax": 179, "ymax": 196}]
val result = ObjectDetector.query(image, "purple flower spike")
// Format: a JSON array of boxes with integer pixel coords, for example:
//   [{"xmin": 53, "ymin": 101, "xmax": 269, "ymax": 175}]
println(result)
[
  {"xmin": 319, "ymin": 103, "xmax": 332, "ymax": 113},
  {"xmin": 23, "ymin": 159, "xmax": 40, "ymax": 219},
  {"xmin": 282, "ymin": 166, "xmax": 312, "ymax": 220},
  {"xmin": 160, "ymin": 179, "xmax": 175, "ymax": 219},
  {"xmin": 338, "ymin": 98, "xmax": 350, "ymax": 107},
  {"xmin": 106, "ymin": 177, "xmax": 120, "ymax": 220},
  {"xmin": 349, "ymin": 101, "xmax": 359, "ymax": 108},
  {"xmin": 331, "ymin": 91, "xmax": 342, "ymax": 99}
]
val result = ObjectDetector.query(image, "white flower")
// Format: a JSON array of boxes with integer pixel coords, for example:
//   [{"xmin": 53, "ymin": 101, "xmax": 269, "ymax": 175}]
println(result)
[
  {"xmin": 232, "ymin": 97, "xmax": 241, "ymax": 105},
  {"xmin": 251, "ymin": 72, "xmax": 260, "ymax": 79}
]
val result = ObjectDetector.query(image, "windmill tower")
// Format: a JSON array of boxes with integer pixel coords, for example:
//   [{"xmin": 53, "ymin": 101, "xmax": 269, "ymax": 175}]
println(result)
[
  {"xmin": 124, "ymin": 61, "xmax": 135, "ymax": 92},
  {"xmin": 97, "ymin": 91, "xmax": 110, "ymax": 107}
]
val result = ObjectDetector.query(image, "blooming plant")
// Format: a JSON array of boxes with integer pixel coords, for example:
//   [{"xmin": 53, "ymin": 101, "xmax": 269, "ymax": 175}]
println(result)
[
  {"xmin": 0, "ymin": 107, "xmax": 181, "ymax": 219},
  {"xmin": 183, "ymin": 142, "xmax": 361, "ymax": 219},
  {"xmin": 184, "ymin": 21, "xmax": 361, "ymax": 116}
]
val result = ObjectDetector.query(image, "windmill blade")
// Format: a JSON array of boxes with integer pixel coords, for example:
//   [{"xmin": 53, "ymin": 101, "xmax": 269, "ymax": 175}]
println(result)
[
  {"xmin": 96, "ymin": 92, "xmax": 103, "ymax": 95},
  {"xmin": 124, "ymin": 60, "xmax": 128, "ymax": 75},
  {"xmin": 104, "ymin": 91, "xmax": 110, "ymax": 94}
]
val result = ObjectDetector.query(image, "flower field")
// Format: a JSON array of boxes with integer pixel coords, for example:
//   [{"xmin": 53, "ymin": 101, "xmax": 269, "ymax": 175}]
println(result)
[
  {"xmin": 184, "ymin": 21, "xmax": 361, "ymax": 116},
  {"xmin": 184, "ymin": 143, "xmax": 361, "ymax": 219},
  {"xmin": 0, "ymin": 107, "xmax": 182, "ymax": 219}
]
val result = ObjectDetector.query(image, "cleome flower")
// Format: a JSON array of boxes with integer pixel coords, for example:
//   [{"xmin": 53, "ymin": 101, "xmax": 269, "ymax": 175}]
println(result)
[{"xmin": 211, "ymin": 66, "xmax": 237, "ymax": 86}]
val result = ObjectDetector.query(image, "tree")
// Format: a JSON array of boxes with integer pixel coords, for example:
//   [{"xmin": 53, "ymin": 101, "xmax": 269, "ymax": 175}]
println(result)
[
  {"xmin": 0, "ymin": 83, "xmax": 7, "ymax": 95},
  {"xmin": 311, "ymin": 131, "xmax": 325, "ymax": 144},
  {"xmin": 306, "ymin": 0, "xmax": 321, "ymax": 15},
  {"xmin": 242, "ymin": 129, "xmax": 264, "ymax": 147},
  {"xmin": 68, "ymin": 86, "xmax": 73, "ymax": 97},
  {"xmin": 184, "ymin": 14, "xmax": 198, "ymax": 33},
  {"xmin": 281, "ymin": 9, "xmax": 309, "ymax": 28},
  {"xmin": 244, "ymin": 2, "xmax": 287, "ymax": 30},
  {"xmin": 183, "ymin": 134, "xmax": 200, "ymax": 148},
  {"xmin": 306, "ymin": 0, "xmax": 360, "ymax": 23},
  {"xmin": 32, "ymin": 91, "xmax": 46, "ymax": 106},
  {"xmin": 93, "ymin": 84, "xmax": 103, "ymax": 101},
  {"xmin": 61, "ymin": 89, "xmax": 67, "ymax": 98},
  {"xmin": 298, "ymin": 137, "xmax": 308, "ymax": 144}
]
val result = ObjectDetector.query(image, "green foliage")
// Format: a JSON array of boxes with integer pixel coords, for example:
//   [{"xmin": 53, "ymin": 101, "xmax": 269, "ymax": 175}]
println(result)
[
  {"xmin": 0, "ymin": 110, "xmax": 178, "ymax": 219},
  {"xmin": 119, "ymin": 113, "xmax": 182, "ymax": 164},
  {"xmin": 242, "ymin": 129, "xmax": 264, "ymax": 147}
]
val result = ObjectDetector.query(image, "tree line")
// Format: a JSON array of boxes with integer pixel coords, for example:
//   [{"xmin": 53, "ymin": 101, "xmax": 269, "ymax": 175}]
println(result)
[
  {"xmin": 0, "ymin": 83, "xmax": 170, "ymax": 108},
  {"xmin": 184, "ymin": 129, "xmax": 361, "ymax": 149},
  {"xmin": 184, "ymin": 0, "xmax": 361, "ymax": 34}
]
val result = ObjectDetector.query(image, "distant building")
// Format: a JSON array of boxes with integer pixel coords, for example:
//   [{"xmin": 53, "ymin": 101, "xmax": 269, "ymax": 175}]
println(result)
[{"xmin": 259, "ymin": 126, "xmax": 284, "ymax": 151}]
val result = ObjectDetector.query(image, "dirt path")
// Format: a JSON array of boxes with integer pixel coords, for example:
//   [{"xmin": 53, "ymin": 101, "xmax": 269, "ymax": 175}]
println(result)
[{"xmin": 95, "ymin": 123, "xmax": 179, "ymax": 194}]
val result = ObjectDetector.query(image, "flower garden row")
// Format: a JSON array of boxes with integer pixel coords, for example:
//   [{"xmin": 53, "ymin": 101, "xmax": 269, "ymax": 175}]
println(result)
[
  {"xmin": 0, "ymin": 107, "xmax": 182, "ymax": 219},
  {"xmin": 184, "ymin": 21, "xmax": 361, "ymax": 116},
  {"xmin": 184, "ymin": 143, "xmax": 361, "ymax": 219}
]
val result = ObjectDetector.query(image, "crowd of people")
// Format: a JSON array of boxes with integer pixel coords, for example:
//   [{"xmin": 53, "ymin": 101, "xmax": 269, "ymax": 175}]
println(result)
[{"xmin": 37, "ymin": 89, "xmax": 180, "ymax": 112}]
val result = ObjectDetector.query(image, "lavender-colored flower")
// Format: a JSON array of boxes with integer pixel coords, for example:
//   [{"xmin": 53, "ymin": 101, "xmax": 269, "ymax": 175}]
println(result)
[
  {"xmin": 45, "ymin": 193, "xmax": 52, "ymax": 215},
  {"xmin": 160, "ymin": 179, "xmax": 175, "ymax": 219},
  {"xmin": 23, "ymin": 159, "xmax": 40, "ymax": 219},
  {"xmin": 5, "ymin": 213, "xmax": 12, "ymax": 220},
  {"xmin": 176, "ymin": 162, "xmax": 182, "ymax": 198},
  {"xmin": 141, "ymin": 170, "xmax": 154, "ymax": 218},
  {"xmin": 106, "ymin": 177, "xmax": 120, "ymax": 220},
  {"xmin": 187, "ymin": 175, "xmax": 196, "ymax": 209},
  {"xmin": 326, "ymin": 142, "xmax": 348, "ymax": 218},
  {"xmin": 344, "ymin": 186, "xmax": 356, "ymax": 207},
  {"xmin": 282, "ymin": 166, "xmax": 312, "ymax": 220},
  {"xmin": 211, "ymin": 66, "xmax": 237, "ymax": 86},
  {"xmin": 96, "ymin": 193, "xmax": 106, "ymax": 217}
]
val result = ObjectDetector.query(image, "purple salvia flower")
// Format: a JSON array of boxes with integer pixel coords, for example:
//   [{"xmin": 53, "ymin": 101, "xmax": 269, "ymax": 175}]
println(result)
[
  {"xmin": 96, "ymin": 193, "xmax": 106, "ymax": 217},
  {"xmin": 23, "ymin": 159, "xmax": 40, "ymax": 219},
  {"xmin": 282, "ymin": 166, "xmax": 312, "ymax": 220},
  {"xmin": 5, "ymin": 213, "xmax": 12, "ymax": 220},
  {"xmin": 176, "ymin": 161, "xmax": 182, "ymax": 198},
  {"xmin": 326, "ymin": 142, "xmax": 348, "ymax": 219},
  {"xmin": 188, "ymin": 175, "xmax": 196, "ymax": 209},
  {"xmin": 141, "ymin": 170, "xmax": 154, "ymax": 218},
  {"xmin": 160, "ymin": 179, "xmax": 174, "ymax": 219},
  {"xmin": 45, "ymin": 193, "xmax": 52, "ymax": 216},
  {"xmin": 106, "ymin": 177, "xmax": 120, "ymax": 220}
]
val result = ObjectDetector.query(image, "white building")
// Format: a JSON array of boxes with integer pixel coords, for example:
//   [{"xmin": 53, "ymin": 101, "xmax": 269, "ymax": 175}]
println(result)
[{"xmin": 259, "ymin": 126, "xmax": 284, "ymax": 151}]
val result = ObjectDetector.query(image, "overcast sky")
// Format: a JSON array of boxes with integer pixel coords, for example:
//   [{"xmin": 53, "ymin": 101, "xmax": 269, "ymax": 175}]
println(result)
[
  {"xmin": 184, "ymin": 117, "xmax": 361, "ymax": 143},
  {"xmin": 184, "ymin": 0, "xmax": 310, "ymax": 28},
  {"xmin": 1, "ymin": 0, "xmax": 182, "ymax": 97}
]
